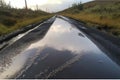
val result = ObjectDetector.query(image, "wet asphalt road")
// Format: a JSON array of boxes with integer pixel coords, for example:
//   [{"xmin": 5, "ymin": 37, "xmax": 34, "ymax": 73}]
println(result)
[{"xmin": 0, "ymin": 16, "xmax": 120, "ymax": 79}]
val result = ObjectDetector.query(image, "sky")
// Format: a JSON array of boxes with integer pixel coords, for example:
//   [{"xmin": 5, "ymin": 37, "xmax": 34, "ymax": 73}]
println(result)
[{"xmin": 4, "ymin": 0, "xmax": 93, "ymax": 12}]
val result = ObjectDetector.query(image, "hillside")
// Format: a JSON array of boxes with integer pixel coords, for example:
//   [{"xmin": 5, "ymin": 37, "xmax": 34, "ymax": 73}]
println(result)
[
  {"xmin": 0, "ymin": 2, "xmax": 52, "ymax": 36},
  {"xmin": 60, "ymin": 0, "xmax": 120, "ymax": 37}
]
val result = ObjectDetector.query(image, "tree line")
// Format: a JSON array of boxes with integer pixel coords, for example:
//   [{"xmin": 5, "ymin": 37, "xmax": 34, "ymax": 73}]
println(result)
[
  {"xmin": 72, "ymin": 2, "xmax": 83, "ymax": 10},
  {"xmin": 0, "ymin": 0, "xmax": 11, "ymax": 9}
]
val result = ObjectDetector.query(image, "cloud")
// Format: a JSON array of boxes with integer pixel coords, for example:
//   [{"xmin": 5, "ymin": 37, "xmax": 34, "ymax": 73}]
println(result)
[
  {"xmin": 4, "ymin": 0, "xmax": 93, "ymax": 12},
  {"xmin": 38, "ymin": 0, "xmax": 93, "ymax": 12},
  {"xmin": 47, "ymin": 0, "xmax": 62, "ymax": 4},
  {"xmin": 38, "ymin": 2, "xmax": 71, "ymax": 12}
]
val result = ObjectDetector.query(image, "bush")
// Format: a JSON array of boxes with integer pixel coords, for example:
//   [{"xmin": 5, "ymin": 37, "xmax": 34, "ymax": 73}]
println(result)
[
  {"xmin": 72, "ymin": 2, "xmax": 83, "ymax": 10},
  {"xmin": 2, "ymin": 18, "xmax": 17, "ymax": 26}
]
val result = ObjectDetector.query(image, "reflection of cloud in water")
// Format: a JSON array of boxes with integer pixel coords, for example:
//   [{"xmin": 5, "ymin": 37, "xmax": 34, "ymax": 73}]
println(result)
[
  {"xmin": 1, "ymin": 17, "xmax": 120, "ymax": 79},
  {"xmin": 28, "ymin": 18, "xmax": 103, "ymax": 54},
  {"xmin": 0, "ymin": 47, "xmax": 42, "ymax": 78},
  {"xmin": 19, "ymin": 46, "xmax": 120, "ymax": 78},
  {"xmin": 18, "ymin": 46, "xmax": 82, "ymax": 78},
  {"xmin": 0, "ymin": 17, "xmax": 53, "ymax": 78},
  {"xmin": 51, "ymin": 25, "xmax": 70, "ymax": 33}
]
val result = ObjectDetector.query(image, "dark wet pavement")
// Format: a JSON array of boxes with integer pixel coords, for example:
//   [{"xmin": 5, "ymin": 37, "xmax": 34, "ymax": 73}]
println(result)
[{"xmin": 0, "ymin": 18, "xmax": 120, "ymax": 79}]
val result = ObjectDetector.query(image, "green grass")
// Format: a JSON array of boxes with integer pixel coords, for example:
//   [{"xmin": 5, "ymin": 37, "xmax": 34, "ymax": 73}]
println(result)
[
  {"xmin": 60, "ymin": 0, "xmax": 120, "ymax": 37},
  {"xmin": 0, "ymin": 24, "xmax": 9, "ymax": 35},
  {"xmin": 0, "ymin": 8, "xmax": 52, "ymax": 36},
  {"xmin": 0, "ymin": 15, "xmax": 52, "ymax": 36},
  {"xmin": 1, "ymin": 0, "xmax": 120, "ymax": 37}
]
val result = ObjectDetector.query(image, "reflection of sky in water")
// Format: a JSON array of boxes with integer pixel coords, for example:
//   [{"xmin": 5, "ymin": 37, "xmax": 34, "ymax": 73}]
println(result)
[
  {"xmin": 0, "ymin": 23, "xmax": 45, "ymax": 78},
  {"xmin": 0, "ymin": 47, "xmax": 39, "ymax": 78},
  {"xmin": 0, "ymin": 52, "xmax": 28, "ymax": 78},
  {"xmin": 28, "ymin": 18, "xmax": 103, "ymax": 54},
  {"xmin": 19, "ymin": 18, "xmax": 120, "ymax": 78},
  {"xmin": 1, "ymin": 18, "xmax": 120, "ymax": 79}
]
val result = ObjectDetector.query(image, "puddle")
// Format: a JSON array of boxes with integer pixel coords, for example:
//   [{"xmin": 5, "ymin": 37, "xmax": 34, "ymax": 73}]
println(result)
[
  {"xmin": 0, "ymin": 23, "xmax": 44, "ymax": 51},
  {"xmin": 0, "ymin": 18, "xmax": 120, "ymax": 79}
]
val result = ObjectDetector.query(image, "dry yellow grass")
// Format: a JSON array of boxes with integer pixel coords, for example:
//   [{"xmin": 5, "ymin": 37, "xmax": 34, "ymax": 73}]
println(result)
[
  {"xmin": 62, "ymin": 12, "xmax": 120, "ymax": 37},
  {"xmin": 0, "ymin": 15, "xmax": 53, "ymax": 36},
  {"xmin": 63, "ymin": 12, "xmax": 120, "ymax": 28}
]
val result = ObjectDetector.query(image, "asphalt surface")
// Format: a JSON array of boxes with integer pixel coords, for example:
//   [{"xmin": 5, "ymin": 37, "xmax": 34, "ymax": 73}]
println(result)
[{"xmin": 0, "ymin": 16, "xmax": 120, "ymax": 79}]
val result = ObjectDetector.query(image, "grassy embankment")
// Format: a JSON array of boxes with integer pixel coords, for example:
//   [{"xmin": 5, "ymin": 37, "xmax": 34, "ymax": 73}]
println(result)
[
  {"xmin": 0, "ymin": 8, "xmax": 52, "ymax": 36},
  {"xmin": 60, "ymin": 0, "xmax": 120, "ymax": 37}
]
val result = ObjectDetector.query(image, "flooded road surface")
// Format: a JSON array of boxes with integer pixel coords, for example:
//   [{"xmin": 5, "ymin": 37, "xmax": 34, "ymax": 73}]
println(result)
[{"xmin": 0, "ymin": 18, "xmax": 120, "ymax": 79}]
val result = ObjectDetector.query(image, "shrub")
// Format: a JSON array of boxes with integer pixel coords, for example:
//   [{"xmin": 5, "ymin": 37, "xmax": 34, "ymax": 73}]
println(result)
[
  {"xmin": 2, "ymin": 18, "xmax": 17, "ymax": 26},
  {"xmin": 72, "ymin": 2, "xmax": 83, "ymax": 10}
]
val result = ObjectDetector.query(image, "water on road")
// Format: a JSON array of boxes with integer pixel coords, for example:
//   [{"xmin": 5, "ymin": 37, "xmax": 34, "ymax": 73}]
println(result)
[{"xmin": 0, "ymin": 18, "xmax": 120, "ymax": 79}]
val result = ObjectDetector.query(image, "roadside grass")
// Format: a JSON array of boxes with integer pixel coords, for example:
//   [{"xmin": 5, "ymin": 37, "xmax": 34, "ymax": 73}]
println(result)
[
  {"xmin": 0, "ymin": 6, "xmax": 53, "ymax": 36},
  {"xmin": 62, "ymin": 13, "xmax": 120, "ymax": 37},
  {"xmin": 60, "ymin": 1, "xmax": 120, "ymax": 37},
  {"xmin": 0, "ymin": 24, "xmax": 9, "ymax": 35},
  {"xmin": 0, "ymin": 15, "xmax": 53, "ymax": 36},
  {"xmin": 12, "ymin": 15, "xmax": 53, "ymax": 30}
]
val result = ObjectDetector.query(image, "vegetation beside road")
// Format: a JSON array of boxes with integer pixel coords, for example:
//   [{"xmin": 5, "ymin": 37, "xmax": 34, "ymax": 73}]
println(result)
[
  {"xmin": 0, "ymin": 0, "xmax": 52, "ymax": 36},
  {"xmin": 1, "ymin": 0, "xmax": 120, "ymax": 38},
  {"xmin": 60, "ymin": 0, "xmax": 120, "ymax": 37}
]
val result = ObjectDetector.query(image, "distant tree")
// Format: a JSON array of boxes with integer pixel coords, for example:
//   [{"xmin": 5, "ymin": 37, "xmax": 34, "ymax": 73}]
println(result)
[
  {"xmin": 0, "ymin": 0, "xmax": 4, "ymax": 7},
  {"xmin": 72, "ymin": 1, "xmax": 83, "ymax": 10},
  {"xmin": 72, "ymin": 3, "xmax": 77, "ymax": 8},
  {"xmin": 0, "ymin": 0, "xmax": 11, "ymax": 9},
  {"xmin": 78, "ymin": 1, "xmax": 83, "ymax": 10}
]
